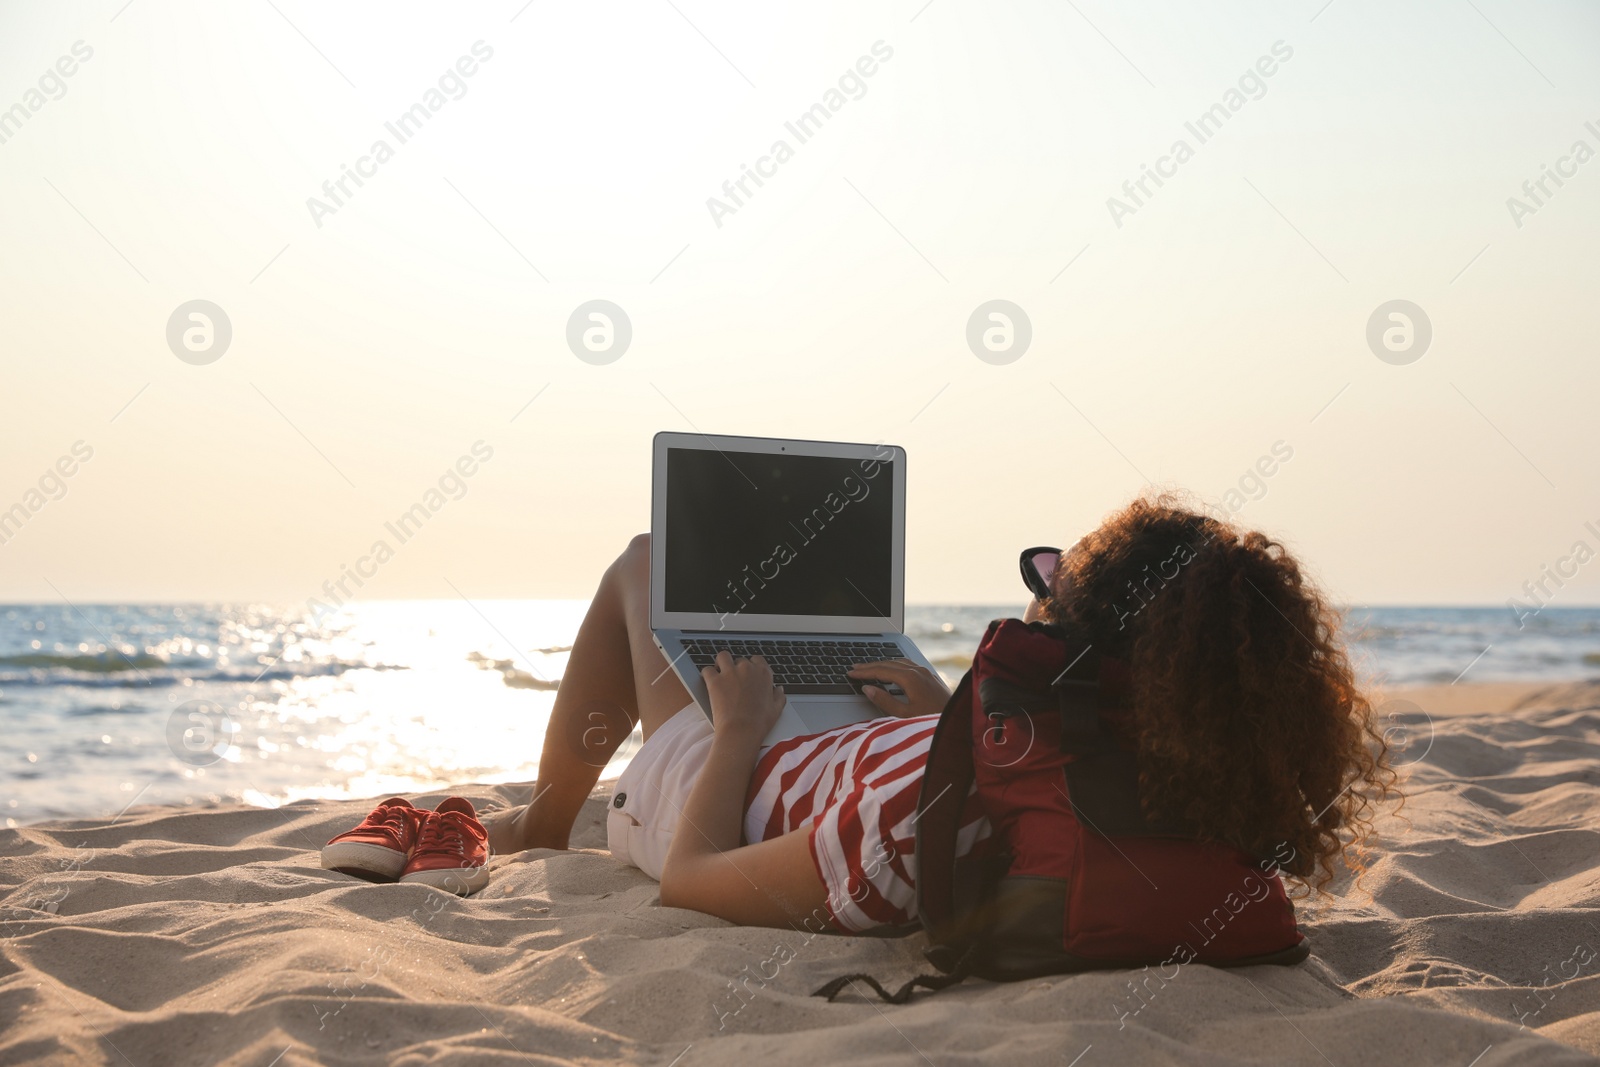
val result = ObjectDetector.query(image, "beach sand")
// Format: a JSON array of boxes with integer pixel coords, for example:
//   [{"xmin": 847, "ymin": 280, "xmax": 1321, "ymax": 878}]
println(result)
[{"xmin": 3, "ymin": 681, "xmax": 1599, "ymax": 1066}]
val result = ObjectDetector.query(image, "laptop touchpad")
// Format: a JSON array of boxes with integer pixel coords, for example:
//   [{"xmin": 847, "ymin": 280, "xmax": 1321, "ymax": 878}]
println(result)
[
  {"xmin": 793, "ymin": 701, "xmax": 876, "ymax": 735},
  {"xmin": 761, "ymin": 701, "xmax": 813, "ymax": 748}
]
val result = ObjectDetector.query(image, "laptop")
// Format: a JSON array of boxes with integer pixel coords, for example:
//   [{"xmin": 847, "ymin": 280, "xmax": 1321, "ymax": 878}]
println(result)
[{"xmin": 649, "ymin": 431, "xmax": 939, "ymax": 747}]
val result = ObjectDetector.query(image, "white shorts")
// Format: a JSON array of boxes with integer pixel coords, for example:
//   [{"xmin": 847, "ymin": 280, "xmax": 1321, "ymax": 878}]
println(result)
[{"xmin": 605, "ymin": 704, "xmax": 717, "ymax": 880}]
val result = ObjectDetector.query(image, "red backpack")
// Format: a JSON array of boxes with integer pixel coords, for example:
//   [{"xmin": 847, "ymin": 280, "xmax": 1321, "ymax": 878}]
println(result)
[{"xmin": 814, "ymin": 618, "xmax": 1309, "ymax": 1003}]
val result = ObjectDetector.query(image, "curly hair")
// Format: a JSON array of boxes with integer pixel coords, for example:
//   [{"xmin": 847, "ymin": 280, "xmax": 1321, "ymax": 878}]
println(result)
[{"xmin": 1044, "ymin": 493, "xmax": 1399, "ymax": 892}]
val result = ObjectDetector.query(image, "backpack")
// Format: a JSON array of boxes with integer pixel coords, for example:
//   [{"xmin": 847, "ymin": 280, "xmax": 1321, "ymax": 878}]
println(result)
[{"xmin": 813, "ymin": 618, "xmax": 1310, "ymax": 1003}]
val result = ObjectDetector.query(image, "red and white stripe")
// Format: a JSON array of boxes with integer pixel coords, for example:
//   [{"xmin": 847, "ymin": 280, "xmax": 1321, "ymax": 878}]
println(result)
[{"xmin": 743, "ymin": 714, "xmax": 990, "ymax": 934}]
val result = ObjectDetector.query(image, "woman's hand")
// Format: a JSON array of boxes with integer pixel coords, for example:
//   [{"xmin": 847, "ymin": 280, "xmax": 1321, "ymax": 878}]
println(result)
[
  {"xmin": 846, "ymin": 660, "xmax": 952, "ymax": 719},
  {"xmin": 702, "ymin": 651, "xmax": 786, "ymax": 743}
]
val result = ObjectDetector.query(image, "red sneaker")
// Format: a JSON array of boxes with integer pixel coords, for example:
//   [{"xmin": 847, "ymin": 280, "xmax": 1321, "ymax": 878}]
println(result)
[
  {"xmin": 321, "ymin": 797, "xmax": 420, "ymax": 882},
  {"xmin": 400, "ymin": 797, "xmax": 491, "ymax": 895}
]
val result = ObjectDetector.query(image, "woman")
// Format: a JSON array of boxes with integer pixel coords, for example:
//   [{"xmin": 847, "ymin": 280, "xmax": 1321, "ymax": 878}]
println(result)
[{"xmin": 486, "ymin": 494, "xmax": 1397, "ymax": 933}]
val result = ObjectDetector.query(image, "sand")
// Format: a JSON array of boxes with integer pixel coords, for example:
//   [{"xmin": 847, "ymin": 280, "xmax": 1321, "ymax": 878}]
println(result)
[{"xmin": 3, "ymin": 681, "xmax": 1599, "ymax": 1066}]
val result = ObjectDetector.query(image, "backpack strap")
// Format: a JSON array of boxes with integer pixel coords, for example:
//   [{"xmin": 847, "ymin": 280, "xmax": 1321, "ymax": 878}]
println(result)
[
  {"xmin": 912, "ymin": 666, "xmax": 979, "ymax": 970},
  {"xmin": 812, "ymin": 622, "xmax": 1107, "ymax": 1005},
  {"xmin": 1050, "ymin": 633, "xmax": 1105, "ymax": 751},
  {"xmin": 1052, "ymin": 649, "xmax": 1195, "ymax": 840},
  {"xmin": 810, "ymin": 665, "xmax": 985, "ymax": 1005},
  {"xmin": 916, "ymin": 623, "xmax": 1089, "ymax": 973}
]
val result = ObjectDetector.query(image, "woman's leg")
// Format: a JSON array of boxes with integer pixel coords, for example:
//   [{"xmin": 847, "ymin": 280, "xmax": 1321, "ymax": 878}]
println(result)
[{"xmin": 486, "ymin": 533, "xmax": 692, "ymax": 854}]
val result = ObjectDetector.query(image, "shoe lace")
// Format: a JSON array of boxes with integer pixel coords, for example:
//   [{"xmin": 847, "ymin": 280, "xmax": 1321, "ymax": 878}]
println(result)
[
  {"xmin": 357, "ymin": 804, "xmax": 413, "ymax": 845},
  {"xmin": 415, "ymin": 812, "xmax": 470, "ymax": 858}
]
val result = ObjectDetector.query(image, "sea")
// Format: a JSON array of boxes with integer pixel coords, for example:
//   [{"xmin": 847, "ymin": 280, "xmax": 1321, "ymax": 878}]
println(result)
[{"xmin": 3, "ymin": 602, "xmax": 1597, "ymax": 827}]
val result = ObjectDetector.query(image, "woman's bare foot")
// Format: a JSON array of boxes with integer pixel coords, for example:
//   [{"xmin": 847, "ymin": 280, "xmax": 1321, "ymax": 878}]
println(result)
[
  {"xmin": 482, "ymin": 807, "xmax": 523, "ymax": 855},
  {"xmin": 483, "ymin": 797, "xmax": 568, "ymax": 855}
]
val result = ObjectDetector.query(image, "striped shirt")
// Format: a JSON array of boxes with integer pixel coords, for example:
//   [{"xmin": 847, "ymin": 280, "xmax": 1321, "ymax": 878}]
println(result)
[{"xmin": 743, "ymin": 714, "xmax": 990, "ymax": 934}]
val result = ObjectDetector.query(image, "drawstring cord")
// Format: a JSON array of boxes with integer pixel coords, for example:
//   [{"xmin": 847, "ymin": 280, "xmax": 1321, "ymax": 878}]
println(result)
[{"xmin": 811, "ymin": 946, "xmax": 975, "ymax": 1004}]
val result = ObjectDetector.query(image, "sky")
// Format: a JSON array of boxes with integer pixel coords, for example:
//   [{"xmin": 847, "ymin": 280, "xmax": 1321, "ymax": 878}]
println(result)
[{"xmin": 0, "ymin": 0, "xmax": 1597, "ymax": 610}]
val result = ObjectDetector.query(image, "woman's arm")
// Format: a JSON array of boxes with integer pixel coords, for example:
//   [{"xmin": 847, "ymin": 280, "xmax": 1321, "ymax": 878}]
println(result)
[{"xmin": 658, "ymin": 652, "xmax": 830, "ymax": 928}]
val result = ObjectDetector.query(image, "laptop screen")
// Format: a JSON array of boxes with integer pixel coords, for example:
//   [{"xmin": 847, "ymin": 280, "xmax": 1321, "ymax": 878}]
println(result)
[{"xmin": 663, "ymin": 447, "xmax": 895, "ymax": 621}]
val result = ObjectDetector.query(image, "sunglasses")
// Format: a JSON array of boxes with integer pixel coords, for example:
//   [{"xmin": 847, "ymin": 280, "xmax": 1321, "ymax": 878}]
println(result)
[{"xmin": 1020, "ymin": 546, "xmax": 1062, "ymax": 601}]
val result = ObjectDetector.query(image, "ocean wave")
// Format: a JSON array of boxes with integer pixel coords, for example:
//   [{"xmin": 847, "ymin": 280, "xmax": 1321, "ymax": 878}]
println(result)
[
  {"xmin": 0, "ymin": 654, "xmax": 406, "ymax": 688},
  {"xmin": 499, "ymin": 670, "xmax": 560, "ymax": 691},
  {"xmin": 0, "ymin": 651, "xmax": 168, "ymax": 673},
  {"xmin": 64, "ymin": 702, "xmax": 149, "ymax": 717},
  {"xmin": 1346, "ymin": 625, "xmax": 1415, "ymax": 641},
  {"xmin": 467, "ymin": 651, "xmax": 560, "ymax": 691}
]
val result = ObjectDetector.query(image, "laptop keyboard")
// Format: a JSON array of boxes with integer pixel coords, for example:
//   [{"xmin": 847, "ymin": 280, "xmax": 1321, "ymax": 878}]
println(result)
[{"xmin": 682, "ymin": 637, "xmax": 905, "ymax": 695}]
